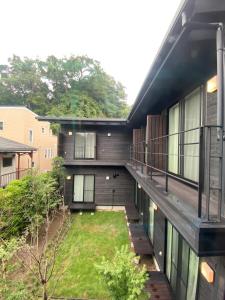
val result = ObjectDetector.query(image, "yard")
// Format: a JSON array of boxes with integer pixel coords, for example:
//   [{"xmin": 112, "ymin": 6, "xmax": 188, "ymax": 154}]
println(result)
[{"xmin": 50, "ymin": 211, "xmax": 130, "ymax": 299}]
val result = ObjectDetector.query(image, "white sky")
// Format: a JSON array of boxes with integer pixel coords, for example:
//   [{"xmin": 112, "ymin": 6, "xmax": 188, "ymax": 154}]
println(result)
[{"xmin": 0, "ymin": 0, "xmax": 182, "ymax": 104}]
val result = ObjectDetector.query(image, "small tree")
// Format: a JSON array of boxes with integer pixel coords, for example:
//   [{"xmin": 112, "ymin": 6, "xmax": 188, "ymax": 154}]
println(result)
[
  {"xmin": 50, "ymin": 157, "xmax": 65, "ymax": 197},
  {"xmin": 96, "ymin": 245, "xmax": 149, "ymax": 300}
]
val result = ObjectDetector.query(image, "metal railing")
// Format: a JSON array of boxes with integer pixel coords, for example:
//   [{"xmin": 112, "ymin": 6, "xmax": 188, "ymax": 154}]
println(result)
[
  {"xmin": 129, "ymin": 125, "xmax": 223, "ymax": 222},
  {"xmin": 0, "ymin": 168, "xmax": 31, "ymax": 188}
]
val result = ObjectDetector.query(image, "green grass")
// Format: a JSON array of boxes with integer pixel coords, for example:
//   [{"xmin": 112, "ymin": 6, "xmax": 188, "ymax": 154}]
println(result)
[{"xmin": 50, "ymin": 211, "xmax": 129, "ymax": 299}]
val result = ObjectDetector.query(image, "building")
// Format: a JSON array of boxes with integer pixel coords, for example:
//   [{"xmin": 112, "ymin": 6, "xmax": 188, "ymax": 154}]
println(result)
[
  {"xmin": 38, "ymin": 0, "xmax": 225, "ymax": 299},
  {"xmin": 0, "ymin": 106, "xmax": 57, "ymax": 172},
  {"xmin": 0, "ymin": 136, "xmax": 36, "ymax": 187}
]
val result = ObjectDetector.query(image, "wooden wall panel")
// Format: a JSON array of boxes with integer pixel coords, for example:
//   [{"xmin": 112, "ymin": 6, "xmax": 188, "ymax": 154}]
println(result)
[
  {"xmin": 60, "ymin": 125, "xmax": 132, "ymax": 162},
  {"xmin": 146, "ymin": 114, "xmax": 167, "ymax": 173},
  {"xmin": 64, "ymin": 166, "xmax": 135, "ymax": 206}
]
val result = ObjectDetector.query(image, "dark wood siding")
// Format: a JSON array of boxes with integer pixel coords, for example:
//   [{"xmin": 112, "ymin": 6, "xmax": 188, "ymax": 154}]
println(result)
[
  {"xmin": 60, "ymin": 125, "xmax": 132, "ymax": 163},
  {"xmin": 198, "ymin": 256, "xmax": 225, "ymax": 300},
  {"xmin": 64, "ymin": 166, "xmax": 135, "ymax": 206}
]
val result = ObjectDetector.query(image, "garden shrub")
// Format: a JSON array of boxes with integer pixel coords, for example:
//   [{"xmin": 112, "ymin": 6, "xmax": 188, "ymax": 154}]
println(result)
[{"xmin": 96, "ymin": 245, "xmax": 149, "ymax": 300}]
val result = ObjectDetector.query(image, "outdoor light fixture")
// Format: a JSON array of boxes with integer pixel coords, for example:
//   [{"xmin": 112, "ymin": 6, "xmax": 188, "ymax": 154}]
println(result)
[
  {"xmin": 66, "ymin": 176, "xmax": 71, "ymax": 180},
  {"xmin": 138, "ymin": 184, "xmax": 141, "ymax": 189},
  {"xmin": 159, "ymin": 251, "xmax": 162, "ymax": 256},
  {"xmin": 68, "ymin": 131, "xmax": 73, "ymax": 136},
  {"xmin": 207, "ymin": 76, "xmax": 217, "ymax": 93},
  {"xmin": 201, "ymin": 262, "xmax": 214, "ymax": 284},
  {"xmin": 107, "ymin": 133, "xmax": 111, "ymax": 137},
  {"xmin": 153, "ymin": 203, "xmax": 158, "ymax": 211},
  {"xmin": 106, "ymin": 176, "xmax": 110, "ymax": 180}
]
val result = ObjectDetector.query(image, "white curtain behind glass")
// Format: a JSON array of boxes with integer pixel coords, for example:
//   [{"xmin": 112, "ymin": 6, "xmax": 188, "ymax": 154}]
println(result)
[
  {"xmin": 84, "ymin": 175, "xmax": 94, "ymax": 202},
  {"xmin": 73, "ymin": 175, "xmax": 84, "ymax": 202},
  {"xmin": 184, "ymin": 89, "xmax": 200, "ymax": 182},
  {"xmin": 168, "ymin": 104, "xmax": 179, "ymax": 174},
  {"xmin": 75, "ymin": 133, "xmax": 85, "ymax": 158},
  {"xmin": 85, "ymin": 133, "xmax": 96, "ymax": 159}
]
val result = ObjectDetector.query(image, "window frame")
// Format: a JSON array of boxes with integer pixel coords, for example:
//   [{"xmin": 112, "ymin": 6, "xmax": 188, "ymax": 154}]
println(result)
[
  {"xmin": 0, "ymin": 121, "xmax": 4, "ymax": 130},
  {"xmin": 73, "ymin": 174, "xmax": 95, "ymax": 203},
  {"xmin": 167, "ymin": 87, "xmax": 202, "ymax": 184},
  {"xmin": 28, "ymin": 129, "xmax": 34, "ymax": 143},
  {"xmin": 74, "ymin": 132, "xmax": 96, "ymax": 160},
  {"xmin": 2, "ymin": 156, "xmax": 13, "ymax": 168}
]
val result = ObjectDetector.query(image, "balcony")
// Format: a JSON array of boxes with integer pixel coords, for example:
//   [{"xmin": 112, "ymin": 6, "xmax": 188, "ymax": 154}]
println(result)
[
  {"xmin": 127, "ymin": 125, "xmax": 225, "ymax": 256},
  {"xmin": 0, "ymin": 168, "xmax": 31, "ymax": 188}
]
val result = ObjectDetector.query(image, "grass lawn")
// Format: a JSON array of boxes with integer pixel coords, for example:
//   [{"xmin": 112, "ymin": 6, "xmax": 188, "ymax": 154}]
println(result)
[{"xmin": 50, "ymin": 211, "xmax": 130, "ymax": 299}]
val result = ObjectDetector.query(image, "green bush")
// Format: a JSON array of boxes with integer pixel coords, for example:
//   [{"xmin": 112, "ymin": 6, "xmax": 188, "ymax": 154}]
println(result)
[
  {"xmin": 96, "ymin": 245, "xmax": 149, "ymax": 300},
  {"xmin": 0, "ymin": 171, "xmax": 61, "ymax": 239}
]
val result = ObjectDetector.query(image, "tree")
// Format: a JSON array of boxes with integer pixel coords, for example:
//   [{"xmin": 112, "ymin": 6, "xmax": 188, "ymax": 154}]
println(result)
[
  {"xmin": 96, "ymin": 245, "xmax": 149, "ymax": 300},
  {"xmin": 0, "ymin": 55, "xmax": 130, "ymax": 118}
]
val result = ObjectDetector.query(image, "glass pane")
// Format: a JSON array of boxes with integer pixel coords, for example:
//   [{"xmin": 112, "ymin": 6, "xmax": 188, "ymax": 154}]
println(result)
[
  {"xmin": 166, "ymin": 222, "xmax": 173, "ymax": 280},
  {"xmin": 85, "ymin": 133, "xmax": 96, "ymax": 158},
  {"xmin": 149, "ymin": 199, "xmax": 154, "ymax": 243},
  {"xmin": 171, "ymin": 264, "xmax": 177, "ymax": 292},
  {"xmin": 169, "ymin": 104, "xmax": 179, "ymax": 174},
  {"xmin": 172, "ymin": 227, "xmax": 179, "ymax": 267},
  {"xmin": 84, "ymin": 175, "xmax": 94, "ymax": 202},
  {"xmin": 186, "ymin": 249, "xmax": 199, "ymax": 300},
  {"xmin": 184, "ymin": 89, "xmax": 200, "ymax": 181},
  {"xmin": 73, "ymin": 175, "xmax": 84, "ymax": 202},
  {"xmin": 181, "ymin": 239, "xmax": 189, "ymax": 285},
  {"xmin": 75, "ymin": 133, "xmax": 85, "ymax": 158}
]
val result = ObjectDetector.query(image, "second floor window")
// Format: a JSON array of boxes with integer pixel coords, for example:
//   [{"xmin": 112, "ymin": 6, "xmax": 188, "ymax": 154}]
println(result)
[
  {"xmin": 0, "ymin": 121, "xmax": 3, "ymax": 130},
  {"xmin": 28, "ymin": 129, "xmax": 33, "ymax": 143},
  {"xmin": 74, "ymin": 132, "xmax": 96, "ymax": 159}
]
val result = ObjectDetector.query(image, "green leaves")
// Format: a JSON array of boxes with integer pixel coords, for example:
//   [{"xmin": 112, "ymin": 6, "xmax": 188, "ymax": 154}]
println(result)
[
  {"xmin": 0, "ymin": 55, "xmax": 130, "ymax": 118},
  {"xmin": 96, "ymin": 245, "xmax": 149, "ymax": 300}
]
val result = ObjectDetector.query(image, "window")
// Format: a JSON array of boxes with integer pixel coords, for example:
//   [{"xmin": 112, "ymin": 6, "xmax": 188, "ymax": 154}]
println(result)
[
  {"xmin": 42, "ymin": 127, "xmax": 45, "ymax": 133},
  {"xmin": 166, "ymin": 221, "xmax": 199, "ymax": 300},
  {"xmin": 73, "ymin": 175, "xmax": 94, "ymax": 203},
  {"xmin": 0, "ymin": 121, "xmax": 3, "ymax": 130},
  {"xmin": 74, "ymin": 132, "xmax": 96, "ymax": 159},
  {"xmin": 168, "ymin": 88, "xmax": 201, "ymax": 182},
  {"xmin": 148, "ymin": 199, "xmax": 155, "ymax": 243},
  {"xmin": 3, "ymin": 157, "xmax": 13, "ymax": 167},
  {"xmin": 168, "ymin": 104, "xmax": 179, "ymax": 174},
  {"xmin": 28, "ymin": 129, "xmax": 33, "ymax": 143}
]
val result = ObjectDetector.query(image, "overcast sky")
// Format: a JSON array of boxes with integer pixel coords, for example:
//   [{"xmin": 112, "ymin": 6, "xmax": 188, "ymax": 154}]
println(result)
[{"xmin": 0, "ymin": 0, "xmax": 182, "ymax": 104}]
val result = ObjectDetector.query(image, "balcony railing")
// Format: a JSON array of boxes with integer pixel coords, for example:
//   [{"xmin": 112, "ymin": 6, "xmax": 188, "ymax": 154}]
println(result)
[
  {"xmin": 129, "ymin": 125, "xmax": 223, "ymax": 222},
  {"xmin": 0, "ymin": 168, "xmax": 31, "ymax": 188}
]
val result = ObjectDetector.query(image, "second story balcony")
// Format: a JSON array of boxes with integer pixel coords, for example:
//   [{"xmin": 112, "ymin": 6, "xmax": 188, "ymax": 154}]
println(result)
[{"xmin": 128, "ymin": 125, "xmax": 223, "ymax": 223}]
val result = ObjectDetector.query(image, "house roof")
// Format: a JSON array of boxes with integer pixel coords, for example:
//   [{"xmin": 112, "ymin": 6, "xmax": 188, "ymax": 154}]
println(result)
[
  {"xmin": 0, "ymin": 137, "xmax": 36, "ymax": 153},
  {"xmin": 37, "ymin": 116, "xmax": 128, "ymax": 126}
]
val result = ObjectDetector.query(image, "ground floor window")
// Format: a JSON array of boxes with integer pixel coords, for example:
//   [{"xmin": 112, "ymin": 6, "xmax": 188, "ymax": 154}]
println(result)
[
  {"xmin": 148, "ymin": 198, "xmax": 154, "ymax": 243},
  {"xmin": 166, "ymin": 221, "xmax": 199, "ymax": 300},
  {"xmin": 73, "ymin": 175, "xmax": 94, "ymax": 203},
  {"xmin": 3, "ymin": 156, "xmax": 13, "ymax": 167}
]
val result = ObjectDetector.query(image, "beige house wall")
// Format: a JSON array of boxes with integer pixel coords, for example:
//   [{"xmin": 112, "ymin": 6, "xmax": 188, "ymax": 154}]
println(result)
[{"xmin": 0, "ymin": 107, "xmax": 58, "ymax": 172}]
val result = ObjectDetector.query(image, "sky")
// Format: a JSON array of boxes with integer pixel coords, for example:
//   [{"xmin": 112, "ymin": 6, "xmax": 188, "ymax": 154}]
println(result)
[{"xmin": 0, "ymin": 0, "xmax": 182, "ymax": 104}]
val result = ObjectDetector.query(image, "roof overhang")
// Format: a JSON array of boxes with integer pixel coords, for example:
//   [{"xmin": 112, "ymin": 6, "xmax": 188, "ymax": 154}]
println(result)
[{"xmin": 37, "ymin": 116, "xmax": 128, "ymax": 126}]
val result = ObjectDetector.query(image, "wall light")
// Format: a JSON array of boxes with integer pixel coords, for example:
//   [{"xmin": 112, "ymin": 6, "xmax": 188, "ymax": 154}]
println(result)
[
  {"xmin": 68, "ymin": 131, "xmax": 73, "ymax": 136},
  {"xmin": 106, "ymin": 176, "xmax": 110, "ymax": 180},
  {"xmin": 207, "ymin": 76, "xmax": 217, "ymax": 93},
  {"xmin": 153, "ymin": 203, "xmax": 158, "ymax": 211},
  {"xmin": 107, "ymin": 133, "xmax": 111, "ymax": 137},
  {"xmin": 66, "ymin": 176, "xmax": 71, "ymax": 180},
  {"xmin": 201, "ymin": 262, "xmax": 214, "ymax": 284},
  {"xmin": 138, "ymin": 184, "xmax": 141, "ymax": 189}
]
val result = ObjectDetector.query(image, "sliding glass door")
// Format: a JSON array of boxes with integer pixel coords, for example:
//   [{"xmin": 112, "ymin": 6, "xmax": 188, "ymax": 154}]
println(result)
[
  {"xmin": 73, "ymin": 175, "xmax": 94, "ymax": 202},
  {"xmin": 148, "ymin": 199, "xmax": 155, "ymax": 243},
  {"xmin": 184, "ymin": 89, "xmax": 201, "ymax": 182},
  {"xmin": 74, "ymin": 132, "xmax": 96, "ymax": 159},
  {"xmin": 166, "ymin": 221, "xmax": 199, "ymax": 300},
  {"xmin": 168, "ymin": 104, "xmax": 179, "ymax": 174}
]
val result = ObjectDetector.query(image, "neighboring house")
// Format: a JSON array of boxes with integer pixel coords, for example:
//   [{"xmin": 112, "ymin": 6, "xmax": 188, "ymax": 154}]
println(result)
[
  {"xmin": 0, "ymin": 106, "xmax": 57, "ymax": 172},
  {"xmin": 0, "ymin": 136, "xmax": 36, "ymax": 187},
  {"xmin": 38, "ymin": 0, "xmax": 225, "ymax": 299}
]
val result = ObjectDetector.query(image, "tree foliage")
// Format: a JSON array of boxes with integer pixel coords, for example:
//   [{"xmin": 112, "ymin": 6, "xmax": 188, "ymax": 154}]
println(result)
[
  {"xmin": 96, "ymin": 245, "xmax": 149, "ymax": 300},
  {"xmin": 0, "ymin": 55, "xmax": 130, "ymax": 118},
  {"xmin": 0, "ymin": 169, "xmax": 61, "ymax": 239}
]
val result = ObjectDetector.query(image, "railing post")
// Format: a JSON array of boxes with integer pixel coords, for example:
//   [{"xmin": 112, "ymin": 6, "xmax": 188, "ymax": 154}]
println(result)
[
  {"xmin": 198, "ymin": 127, "xmax": 204, "ymax": 219},
  {"xmin": 150, "ymin": 140, "xmax": 153, "ymax": 180},
  {"xmin": 205, "ymin": 126, "xmax": 211, "ymax": 221}
]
